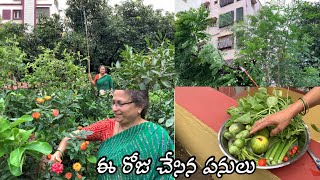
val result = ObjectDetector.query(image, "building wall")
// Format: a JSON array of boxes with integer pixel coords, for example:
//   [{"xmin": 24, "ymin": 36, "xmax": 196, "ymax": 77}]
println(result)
[
  {"xmin": 0, "ymin": 0, "xmax": 60, "ymax": 28},
  {"xmin": 206, "ymin": 0, "xmax": 262, "ymax": 61}
]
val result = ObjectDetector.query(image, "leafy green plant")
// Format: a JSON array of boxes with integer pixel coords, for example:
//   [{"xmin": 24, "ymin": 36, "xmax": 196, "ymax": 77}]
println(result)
[
  {"xmin": 22, "ymin": 45, "xmax": 88, "ymax": 92},
  {"xmin": 111, "ymin": 36, "xmax": 175, "ymax": 90},
  {"xmin": 0, "ymin": 115, "xmax": 52, "ymax": 176}
]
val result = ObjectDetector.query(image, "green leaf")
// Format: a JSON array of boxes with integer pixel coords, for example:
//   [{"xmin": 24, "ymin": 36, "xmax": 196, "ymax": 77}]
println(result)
[
  {"xmin": 139, "ymin": 83, "xmax": 146, "ymax": 90},
  {"xmin": 153, "ymin": 83, "xmax": 161, "ymax": 91},
  {"xmin": 158, "ymin": 117, "xmax": 165, "ymax": 124},
  {"xmin": 0, "ymin": 118, "xmax": 10, "ymax": 132},
  {"xmin": 18, "ymin": 128, "xmax": 35, "ymax": 144},
  {"xmin": 267, "ymin": 97, "xmax": 278, "ymax": 107},
  {"xmin": 87, "ymin": 155, "xmax": 97, "ymax": 164},
  {"xmin": 165, "ymin": 117, "xmax": 174, "ymax": 127},
  {"xmin": 0, "ymin": 144, "xmax": 6, "ymax": 157},
  {"xmin": 24, "ymin": 141, "xmax": 52, "ymax": 155},
  {"xmin": 52, "ymin": 114, "xmax": 64, "ymax": 121},
  {"xmin": 151, "ymin": 70, "xmax": 162, "ymax": 76},
  {"xmin": 10, "ymin": 115, "xmax": 33, "ymax": 128},
  {"xmin": 161, "ymin": 80, "xmax": 171, "ymax": 88},
  {"xmin": 272, "ymin": 89, "xmax": 282, "ymax": 97},
  {"xmin": 8, "ymin": 156, "xmax": 24, "ymax": 176},
  {"xmin": 9, "ymin": 147, "xmax": 26, "ymax": 167},
  {"xmin": 233, "ymin": 112, "xmax": 252, "ymax": 124}
]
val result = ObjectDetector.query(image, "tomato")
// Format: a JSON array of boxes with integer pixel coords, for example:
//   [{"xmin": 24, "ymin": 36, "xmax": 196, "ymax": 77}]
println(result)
[
  {"xmin": 283, "ymin": 156, "xmax": 289, "ymax": 162},
  {"xmin": 292, "ymin": 146, "xmax": 298, "ymax": 151},
  {"xmin": 289, "ymin": 151, "xmax": 293, "ymax": 156},
  {"xmin": 297, "ymin": 149, "xmax": 300, "ymax": 154},
  {"xmin": 292, "ymin": 149, "xmax": 297, "ymax": 154},
  {"xmin": 258, "ymin": 158, "xmax": 267, "ymax": 166}
]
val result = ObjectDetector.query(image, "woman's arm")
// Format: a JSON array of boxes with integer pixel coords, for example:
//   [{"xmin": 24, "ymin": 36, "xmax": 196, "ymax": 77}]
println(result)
[
  {"xmin": 51, "ymin": 130, "xmax": 82, "ymax": 162},
  {"xmin": 250, "ymin": 87, "xmax": 320, "ymax": 136},
  {"xmin": 88, "ymin": 74, "xmax": 96, "ymax": 85}
]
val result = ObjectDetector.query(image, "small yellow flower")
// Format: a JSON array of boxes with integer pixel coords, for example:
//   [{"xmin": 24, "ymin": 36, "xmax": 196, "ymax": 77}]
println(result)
[
  {"xmin": 73, "ymin": 162, "xmax": 82, "ymax": 172},
  {"xmin": 44, "ymin": 96, "xmax": 52, "ymax": 100}
]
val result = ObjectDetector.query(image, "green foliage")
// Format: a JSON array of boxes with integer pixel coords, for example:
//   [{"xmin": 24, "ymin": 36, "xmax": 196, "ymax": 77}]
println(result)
[
  {"xmin": 65, "ymin": 0, "xmax": 174, "ymax": 71},
  {"xmin": 0, "ymin": 115, "xmax": 52, "ymax": 177},
  {"xmin": 175, "ymin": 5, "xmax": 240, "ymax": 86},
  {"xmin": 0, "ymin": 38, "xmax": 27, "ymax": 87},
  {"xmin": 111, "ymin": 36, "xmax": 175, "ymax": 90},
  {"xmin": 147, "ymin": 90, "xmax": 174, "ymax": 139},
  {"xmin": 233, "ymin": 1, "xmax": 319, "ymax": 86},
  {"xmin": 22, "ymin": 45, "xmax": 88, "ymax": 92}
]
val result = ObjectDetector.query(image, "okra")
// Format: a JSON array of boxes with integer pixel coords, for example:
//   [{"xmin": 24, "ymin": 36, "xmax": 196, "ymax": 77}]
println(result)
[
  {"xmin": 265, "ymin": 143, "xmax": 276, "ymax": 159},
  {"xmin": 269, "ymin": 141, "xmax": 281, "ymax": 161},
  {"xmin": 277, "ymin": 138, "xmax": 297, "ymax": 164},
  {"xmin": 273, "ymin": 141, "xmax": 286, "ymax": 163}
]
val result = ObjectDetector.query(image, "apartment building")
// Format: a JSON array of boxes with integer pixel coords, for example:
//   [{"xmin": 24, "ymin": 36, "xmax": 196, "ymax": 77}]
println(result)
[
  {"xmin": 0, "ymin": 0, "xmax": 61, "ymax": 28},
  {"xmin": 203, "ymin": 0, "xmax": 262, "ymax": 63}
]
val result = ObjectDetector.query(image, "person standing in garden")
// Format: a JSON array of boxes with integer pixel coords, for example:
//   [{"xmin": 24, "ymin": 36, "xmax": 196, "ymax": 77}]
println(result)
[
  {"xmin": 50, "ymin": 90, "xmax": 174, "ymax": 179},
  {"xmin": 88, "ymin": 65, "xmax": 114, "ymax": 95}
]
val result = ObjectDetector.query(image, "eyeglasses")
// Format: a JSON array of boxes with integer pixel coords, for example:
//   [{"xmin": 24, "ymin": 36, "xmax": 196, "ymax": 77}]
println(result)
[{"xmin": 112, "ymin": 101, "xmax": 134, "ymax": 108}]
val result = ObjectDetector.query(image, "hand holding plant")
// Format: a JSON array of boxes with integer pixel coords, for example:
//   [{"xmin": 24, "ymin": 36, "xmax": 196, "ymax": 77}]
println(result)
[{"xmin": 250, "ymin": 108, "xmax": 293, "ymax": 136}]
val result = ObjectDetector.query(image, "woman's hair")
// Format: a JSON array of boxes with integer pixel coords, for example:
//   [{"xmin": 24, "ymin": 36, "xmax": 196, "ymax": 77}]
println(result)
[{"xmin": 124, "ymin": 90, "xmax": 149, "ymax": 119}]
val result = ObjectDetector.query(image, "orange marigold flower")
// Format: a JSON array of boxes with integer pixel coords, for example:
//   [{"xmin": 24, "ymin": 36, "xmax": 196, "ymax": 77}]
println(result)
[
  {"xmin": 36, "ymin": 98, "xmax": 45, "ymax": 103},
  {"xmin": 65, "ymin": 172, "xmax": 72, "ymax": 180},
  {"xmin": 32, "ymin": 112, "xmax": 41, "ymax": 119},
  {"xmin": 77, "ymin": 174, "xmax": 82, "ymax": 179},
  {"xmin": 73, "ymin": 162, "xmax": 82, "ymax": 172},
  {"xmin": 44, "ymin": 96, "xmax": 52, "ymax": 100}
]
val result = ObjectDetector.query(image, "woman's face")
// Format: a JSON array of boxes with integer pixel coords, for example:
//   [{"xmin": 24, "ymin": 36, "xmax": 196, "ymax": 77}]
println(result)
[
  {"xmin": 99, "ymin": 66, "xmax": 106, "ymax": 74},
  {"xmin": 112, "ymin": 90, "xmax": 142, "ymax": 124}
]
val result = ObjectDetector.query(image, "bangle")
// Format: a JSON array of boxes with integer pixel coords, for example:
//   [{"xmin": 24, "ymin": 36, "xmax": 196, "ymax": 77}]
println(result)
[
  {"xmin": 56, "ymin": 149, "xmax": 64, "ymax": 157},
  {"xmin": 298, "ymin": 98, "xmax": 309, "ymax": 115}
]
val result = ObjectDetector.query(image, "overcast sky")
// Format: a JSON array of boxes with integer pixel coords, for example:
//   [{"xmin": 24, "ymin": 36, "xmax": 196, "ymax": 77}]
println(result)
[{"xmin": 109, "ymin": 0, "xmax": 175, "ymax": 12}]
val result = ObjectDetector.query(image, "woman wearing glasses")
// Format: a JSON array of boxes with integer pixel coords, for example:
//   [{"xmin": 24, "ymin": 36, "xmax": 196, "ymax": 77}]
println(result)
[{"xmin": 50, "ymin": 90, "xmax": 174, "ymax": 179}]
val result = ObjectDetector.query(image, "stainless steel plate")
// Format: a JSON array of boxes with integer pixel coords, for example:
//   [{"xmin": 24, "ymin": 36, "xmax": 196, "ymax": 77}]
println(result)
[{"xmin": 218, "ymin": 120, "xmax": 311, "ymax": 169}]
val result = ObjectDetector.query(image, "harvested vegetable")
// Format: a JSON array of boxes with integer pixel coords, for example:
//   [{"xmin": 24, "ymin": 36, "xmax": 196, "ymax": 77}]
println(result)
[{"xmin": 223, "ymin": 88, "xmax": 306, "ymax": 167}]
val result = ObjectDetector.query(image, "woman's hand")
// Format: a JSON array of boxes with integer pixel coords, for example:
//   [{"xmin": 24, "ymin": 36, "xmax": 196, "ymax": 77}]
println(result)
[
  {"xmin": 50, "ymin": 151, "xmax": 63, "ymax": 162},
  {"xmin": 250, "ymin": 108, "xmax": 293, "ymax": 136}
]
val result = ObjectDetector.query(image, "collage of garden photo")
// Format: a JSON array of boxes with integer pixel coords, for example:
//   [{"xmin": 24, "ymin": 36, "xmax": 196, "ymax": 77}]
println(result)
[{"xmin": 0, "ymin": 0, "xmax": 319, "ymax": 179}]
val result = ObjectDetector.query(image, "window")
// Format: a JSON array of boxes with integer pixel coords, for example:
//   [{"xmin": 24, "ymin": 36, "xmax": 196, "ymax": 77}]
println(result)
[
  {"xmin": 2, "ymin": 10, "xmax": 11, "ymax": 20},
  {"xmin": 218, "ymin": 34, "xmax": 234, "ymax": 50},
  {"xmin": 220, "ymin": 0, "xmax": 234, "ymax": 7},
  {"xmin": 36, "ymin": 7, "xmax": 50, "ymax": 19},
  {"xmin": 13, "ymin": 10, "xmax": 22, "ymax": 20},
  {"xmin": 219, "ymin": 11, "xmax": 234, "ymax": 28},
  {"xmin": 251, "ymin": 0, "xmax": 257, "ymax": 4},
  {"xmin": 236, "ymin": 7, "xmax": 243, "ymax": 22}
]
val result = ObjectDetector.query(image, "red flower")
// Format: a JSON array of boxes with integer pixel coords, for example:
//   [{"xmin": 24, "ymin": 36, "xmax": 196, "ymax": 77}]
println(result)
[
  {"xmin": 51, "ymin": 162, "xmax": 64, "ymax": 174},
  {"xmin": 52, "ymin": 109, "xmax": 59, "ymax": 117}
]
